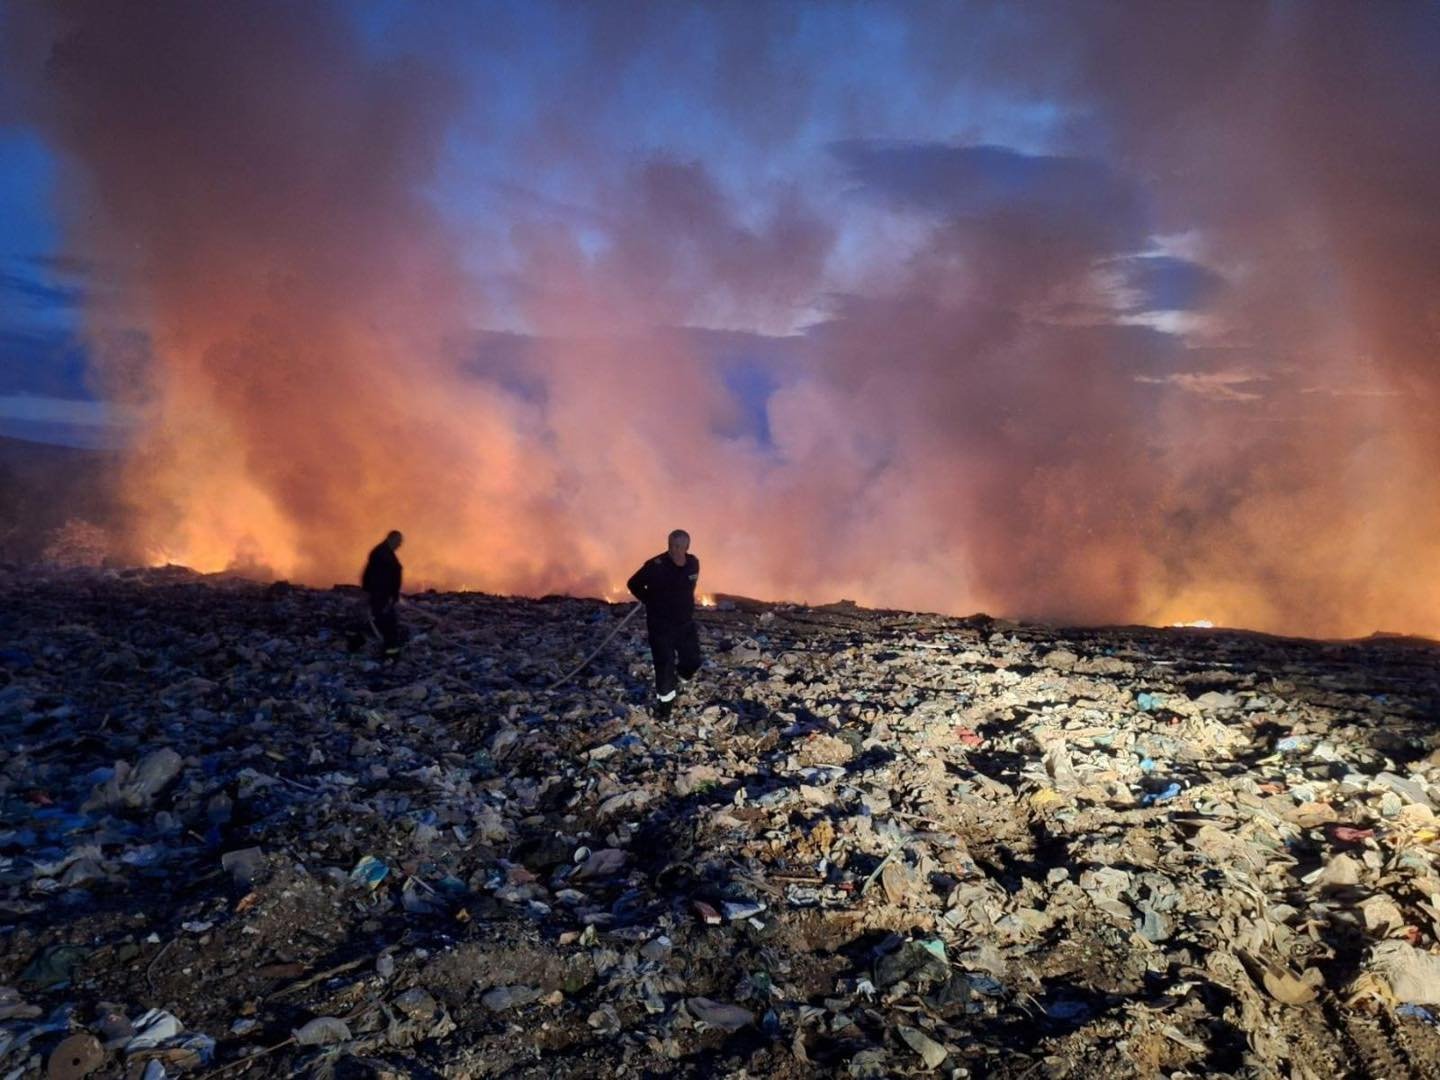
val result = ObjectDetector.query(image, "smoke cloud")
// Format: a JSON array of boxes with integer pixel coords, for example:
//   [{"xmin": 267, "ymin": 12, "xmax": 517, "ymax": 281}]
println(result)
[{"xmin": 5, "ymin": 1, "xmax": 1439, "ymax": 636}]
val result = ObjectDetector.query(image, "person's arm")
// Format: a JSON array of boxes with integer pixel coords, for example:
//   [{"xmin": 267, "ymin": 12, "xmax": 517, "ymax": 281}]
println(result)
[{"xmin": 627, "ymin": 562, "xmax": 651, "ymax": 603}]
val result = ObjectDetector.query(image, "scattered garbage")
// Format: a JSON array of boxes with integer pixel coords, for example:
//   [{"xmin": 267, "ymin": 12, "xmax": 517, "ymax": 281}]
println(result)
[
  {"xmin": 20, "ymin": 946, "xmax": 88, "ymax": 991},
  {"xmin": 875, "ymin": 938, "xmax": 949, "ymax": 988},
  {"xmin": 126, "ymin": 1008, "xmax": 184, "ymax": 1051},
  {"xmin": 685, "ymin": 997, "xmax": 754, "ymax": 1032},
  {"xmin": 45, "ymin": 1032, "xmax": 104, "ymax": 1080},
  {"xmin": 220, "ymin": 846, "xmax": 265, "ymax": 887},
  {"xmin": 1368, "ymin": 942, "xmax": 1440, "ymax": 1005},
  {"xmin": 292, "ymin": 1016, "xmax": 351, "ymax": 1046},
  {"xmin": 82, "ymin": 749, "xmax": 184, "ymax": 813},
  {"xmin": 2, "ymin": 567, "xmax": 1440, "ymax": 1076},
  {"xmin": 1141, "ymin": 780, "xmax": 1183, "ymax": 806},
  {"xmin": 896, "ymin": 1024, "xmax": 947, "ymax": 1068},
  {"xmin": 348, "ymin": 854, "xmax": 390, "ymax": 889},
  {"xmin": 480, "ymin": 985, "xmax": 542, "ymax": 1012}
]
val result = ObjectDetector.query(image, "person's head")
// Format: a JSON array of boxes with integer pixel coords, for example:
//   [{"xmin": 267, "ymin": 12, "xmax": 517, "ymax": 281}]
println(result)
[
  {"xmin": 386, "ymin": 530, "xmax": 404, "ymax": 551},
  {"xmin": 667, "ymin": 529, "xmax": 690, "ymax": 564}
]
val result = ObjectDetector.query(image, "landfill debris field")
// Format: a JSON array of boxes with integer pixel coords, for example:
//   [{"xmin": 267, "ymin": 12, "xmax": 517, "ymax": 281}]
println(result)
[{"xmin": 4, "ymin": 570, "xmax": 1440, "ymax": 1079}]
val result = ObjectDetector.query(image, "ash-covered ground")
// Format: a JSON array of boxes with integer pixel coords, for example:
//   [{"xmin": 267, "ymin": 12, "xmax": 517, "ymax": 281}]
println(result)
[{"xmin": 4, "ymin": 569, "xmax": 1440, "ymax": 1079}]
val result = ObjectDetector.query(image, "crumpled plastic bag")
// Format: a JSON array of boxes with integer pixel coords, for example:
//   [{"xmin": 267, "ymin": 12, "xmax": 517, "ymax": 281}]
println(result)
[
  {"xmin": 84, "ymin": 749, "xmax": 184, "ymax": 811},
  {"xmin": 1368, "ymin": 941, "xmax": 1440, "ymax": 1004},
  {"xmin": 293, "ymin": 1017, "xmax": 351, "ymax": 1045},
  {"xmin": 685, "ymin": 997, "xmax": 753, "ymax": 1031}
]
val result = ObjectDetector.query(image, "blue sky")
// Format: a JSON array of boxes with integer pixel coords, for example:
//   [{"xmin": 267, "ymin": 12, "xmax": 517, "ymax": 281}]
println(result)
[{"xmin": 0, "ymin": 127, "xmax": 103, "ymax": 442}]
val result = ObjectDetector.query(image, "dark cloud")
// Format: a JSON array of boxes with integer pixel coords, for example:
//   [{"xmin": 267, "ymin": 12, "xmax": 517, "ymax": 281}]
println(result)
[
  {"xmin": 836, "ymin": 142, "xmax": 1143, "ymax": 238},
  {"xmin": 1116, "ymin": 256, "xmax": 1224, "ymax": 313},
  {"xmin": 0, "ymin": 329, "xmax": 89, "ymax": 396},
  {"xmin": 20, "ymin": 252, "xmax": 97, "ymax": 276},
  {"xmin": 0, "ymin": 266, "xmax": 85, "ymax": 308}
]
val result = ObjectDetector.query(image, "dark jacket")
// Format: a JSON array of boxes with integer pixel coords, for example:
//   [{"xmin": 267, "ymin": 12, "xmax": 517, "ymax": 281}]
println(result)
[
  {"xmin": 361, "ymin": 542, "xmax": 402, "ymax": 605},
  {"xmin": 627, "ymin": 552, "xmax": 699, "ymax": 626}
]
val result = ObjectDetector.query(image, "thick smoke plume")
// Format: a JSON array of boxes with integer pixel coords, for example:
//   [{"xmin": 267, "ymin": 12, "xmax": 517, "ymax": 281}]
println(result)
[{"xmin": 5, "ymin": 2, "xmax": 1439, "ymax": 636}]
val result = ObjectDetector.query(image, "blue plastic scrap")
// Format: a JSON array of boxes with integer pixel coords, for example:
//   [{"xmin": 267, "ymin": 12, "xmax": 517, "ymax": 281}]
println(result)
[
  {"xmin": 965, "ymin": 973, "xmax": 1004, "ymax": 996},
  {"xmin": 1142, "ymin": 782, "xmax": 1183, "ymax": 806},
  {"xmin": 349, "ymin": 855, "xmax": 390, "ymax": 889},
  {"xmin": 1043, "ymin": 999, "xmax": 1092, "ymax": 1023}
]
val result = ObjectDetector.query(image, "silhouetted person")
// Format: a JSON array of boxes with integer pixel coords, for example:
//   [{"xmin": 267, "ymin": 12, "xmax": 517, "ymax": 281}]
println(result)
[
  {"xmin": 627, "ymin": 529, "xmax": 701, "ymax": 717},
  {"xmin": 361, "ymin": 530, "xmax": 404, "ymax": 657}
]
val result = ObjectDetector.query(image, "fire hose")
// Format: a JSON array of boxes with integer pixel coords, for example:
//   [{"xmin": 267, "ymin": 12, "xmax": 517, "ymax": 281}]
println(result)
[
  {"xmin": 360, "ymin": 598, "xmax": 444, "ymax": 645},
  {"xmin": 546, "ymin": 601, "xmax": 642, "ymax": 691}
]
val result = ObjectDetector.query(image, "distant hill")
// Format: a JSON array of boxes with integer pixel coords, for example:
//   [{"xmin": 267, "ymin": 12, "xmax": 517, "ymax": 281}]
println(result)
[{"xmin": 0, "ymin": 434, "xmax": 122, "ymax": 562}]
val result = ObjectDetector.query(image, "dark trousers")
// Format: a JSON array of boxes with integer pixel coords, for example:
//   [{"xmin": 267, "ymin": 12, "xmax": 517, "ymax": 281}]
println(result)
[
  {"xmin": 368, "ymin": 595, "xmax": 399, "ymax": 651},
  {"xmin": 649, "ymin": 619, "xmax": 701, "ymax": 698}
]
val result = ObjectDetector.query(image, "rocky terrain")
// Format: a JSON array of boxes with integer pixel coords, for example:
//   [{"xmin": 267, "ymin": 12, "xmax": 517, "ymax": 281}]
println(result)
[{"xmin": 3, "ymin": 567, "xmax": 1440, "ymax": 1079}]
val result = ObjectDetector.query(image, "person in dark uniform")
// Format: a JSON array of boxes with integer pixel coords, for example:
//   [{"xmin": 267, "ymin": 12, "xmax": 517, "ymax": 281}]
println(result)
[
  {"xmin": 361, "ymin": 530, "xmax": 404, "ymax": 657},
  {"xmin": 627, "ymin": 529, "xmax": 701, "ymax": 717}
]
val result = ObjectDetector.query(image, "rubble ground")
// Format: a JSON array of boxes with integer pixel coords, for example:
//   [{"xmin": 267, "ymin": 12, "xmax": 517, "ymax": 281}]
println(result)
[{"xmin": 4, "ymin": 567, "xmax": 1440, "ymax": 1079}]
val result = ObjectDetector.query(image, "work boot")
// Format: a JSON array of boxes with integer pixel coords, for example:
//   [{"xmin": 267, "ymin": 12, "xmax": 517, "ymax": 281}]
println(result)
[{"xmin": 654, "ymin": 690, "xmax": 676, "ymax": 719}]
